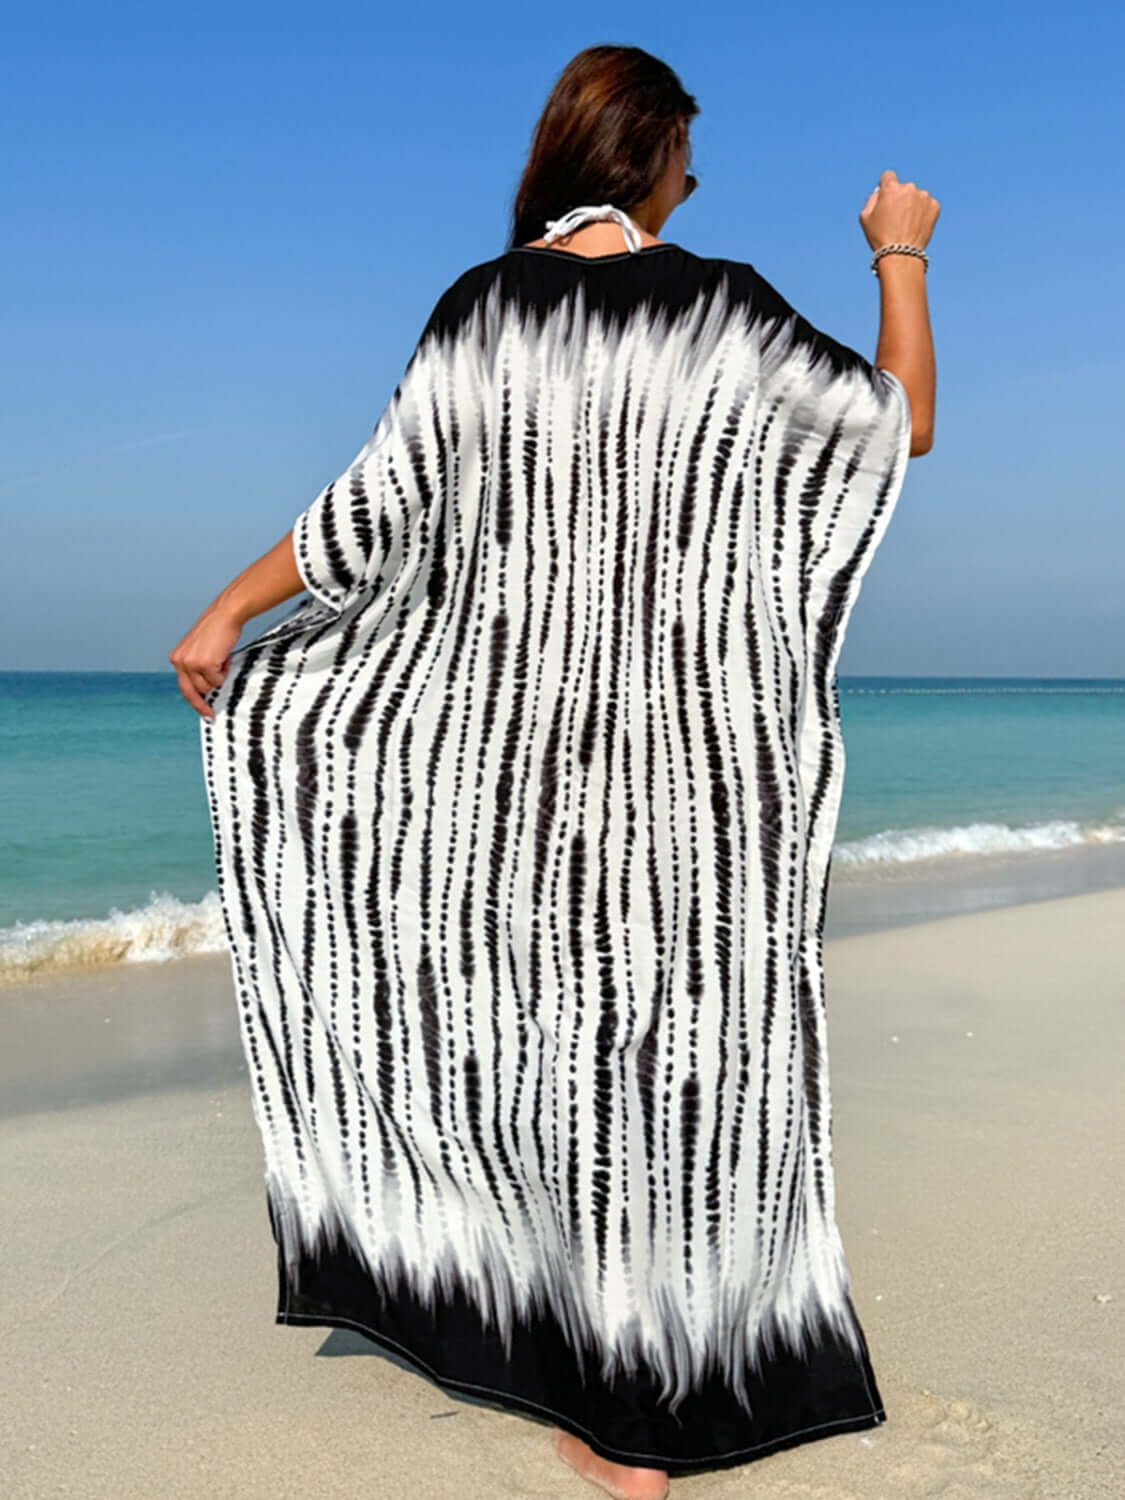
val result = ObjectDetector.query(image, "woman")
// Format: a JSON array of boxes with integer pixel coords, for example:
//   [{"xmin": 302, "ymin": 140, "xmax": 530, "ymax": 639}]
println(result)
[{"xmin": 173, "ymin": 43, "xmax": 937, "ymax": 1500}]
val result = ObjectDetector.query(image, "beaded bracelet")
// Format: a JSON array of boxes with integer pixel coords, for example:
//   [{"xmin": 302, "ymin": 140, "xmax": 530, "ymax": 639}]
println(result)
[{"xmin": 871, "ymin": 243, "xmax": 929, "ymax": 275}]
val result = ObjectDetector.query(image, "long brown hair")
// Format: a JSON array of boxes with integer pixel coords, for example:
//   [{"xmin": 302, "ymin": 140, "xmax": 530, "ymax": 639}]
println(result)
[{"xmin": 508, "ymin": 46, "xmax": 699, "ymax": 250}]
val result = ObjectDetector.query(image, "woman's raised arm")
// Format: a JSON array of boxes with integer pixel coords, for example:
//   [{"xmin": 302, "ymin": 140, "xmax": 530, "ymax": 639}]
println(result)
[{"xmin": 861, "ymin": 168, "xmax": 939, "ymax": 455}]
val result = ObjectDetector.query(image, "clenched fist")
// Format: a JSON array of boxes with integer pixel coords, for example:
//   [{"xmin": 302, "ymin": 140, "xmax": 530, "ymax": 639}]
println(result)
[{"xmin": 860, "ymin": 169, "xmax": 940, "ymax": 253}]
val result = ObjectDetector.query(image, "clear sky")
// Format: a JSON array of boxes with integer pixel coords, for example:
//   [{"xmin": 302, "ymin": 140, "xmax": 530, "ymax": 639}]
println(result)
[{"xmin": 3, "ymin": 1, "xmax": 1122, "ymax": 675}]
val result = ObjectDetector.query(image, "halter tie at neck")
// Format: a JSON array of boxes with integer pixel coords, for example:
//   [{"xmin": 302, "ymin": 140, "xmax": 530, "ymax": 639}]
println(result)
[{"xmin": 542, "ymin": 203, "xmax": 644, "ymax": 253}]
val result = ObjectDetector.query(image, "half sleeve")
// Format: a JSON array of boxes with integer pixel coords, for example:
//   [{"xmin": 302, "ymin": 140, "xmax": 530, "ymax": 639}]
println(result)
[
  {"xmin": 795, "ymin": 358, "xmax": 912, "ymax": 652},
  {"xmin": 751, "ymin": 277, "xmax": 913, "ymax": 674},
  {"xmin": 290, "ymin": 293, "xmax": 449, "ymax": 618}
]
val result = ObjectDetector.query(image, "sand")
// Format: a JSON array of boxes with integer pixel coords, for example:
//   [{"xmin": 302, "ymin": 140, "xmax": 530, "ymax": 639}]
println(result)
[{"xmin": 1, "ymin": 888, "xmax": 1122, "ymax": 1498}]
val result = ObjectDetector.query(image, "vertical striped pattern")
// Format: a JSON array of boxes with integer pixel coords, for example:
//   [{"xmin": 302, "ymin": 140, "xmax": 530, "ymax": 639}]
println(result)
[{"xmin": 200, "ymin": 246, "xmax": 911, "ymax": 1430}]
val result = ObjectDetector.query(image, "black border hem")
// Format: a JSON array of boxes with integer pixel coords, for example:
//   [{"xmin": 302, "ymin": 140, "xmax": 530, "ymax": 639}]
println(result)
[{"xmin": 275, "ymin": 1308, "xmax": 887, "ymax": 1478}]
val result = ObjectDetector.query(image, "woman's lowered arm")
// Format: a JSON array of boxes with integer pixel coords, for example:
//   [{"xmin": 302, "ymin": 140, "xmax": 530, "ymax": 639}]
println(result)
[{"xmin": 169, "ymin": 529, "xmax": 303, "ymax": 719}]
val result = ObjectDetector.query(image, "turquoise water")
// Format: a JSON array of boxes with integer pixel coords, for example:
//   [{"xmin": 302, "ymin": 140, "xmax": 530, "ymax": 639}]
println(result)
[
  {"xmin": 2, "ymin": 671, "xmax": 1123, "ymax": 982},
  {"xmin": 3, "ymin": 673, "xmax": 213, "ymax": 926},
  {"xmin": 828, "ymin": 677, "xmax": 1125, "ymax": 865}
]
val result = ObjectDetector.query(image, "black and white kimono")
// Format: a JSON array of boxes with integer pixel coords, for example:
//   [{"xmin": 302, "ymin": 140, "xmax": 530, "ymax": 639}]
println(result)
[{"xmin": 200, "ymin": 204, "xmax": 911, "ymax": 1475}]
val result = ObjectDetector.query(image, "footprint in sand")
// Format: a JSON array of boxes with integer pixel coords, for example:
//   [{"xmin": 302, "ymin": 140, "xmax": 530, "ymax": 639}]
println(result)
[{"xmin": 881, "ymin": 1389, "xmax": 1001, "ymax": 1492}]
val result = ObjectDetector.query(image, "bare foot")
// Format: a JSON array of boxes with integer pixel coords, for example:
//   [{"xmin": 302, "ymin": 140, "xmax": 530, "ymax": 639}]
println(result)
[{"xmin": 552, "ymin": 1429, "xmax": 670, "ymax": 1499}]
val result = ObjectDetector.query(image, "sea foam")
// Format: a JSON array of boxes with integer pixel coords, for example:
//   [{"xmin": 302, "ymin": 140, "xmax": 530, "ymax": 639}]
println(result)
[
  {"xmin": 834, "ymin": 815, "xmax": 1125, "ymax": 868},
  {"xmin": 2, "ymin": 813, "xmax": 1123, "ymax": 985},
  {"xmin": 0, "ymin": 890, "xmax": 229, "ymax": 986}
]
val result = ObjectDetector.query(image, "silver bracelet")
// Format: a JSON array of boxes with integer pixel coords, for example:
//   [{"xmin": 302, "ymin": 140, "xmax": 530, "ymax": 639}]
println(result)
[{"xmin": 871, "ymin": 242, "xmax": 929, "ymax": 275}]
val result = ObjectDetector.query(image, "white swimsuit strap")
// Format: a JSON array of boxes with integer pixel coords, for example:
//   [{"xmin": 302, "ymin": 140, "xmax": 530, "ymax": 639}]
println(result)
[{"xmin": 542, "ymin": 203, "xmax": 644, "ymax": 253}]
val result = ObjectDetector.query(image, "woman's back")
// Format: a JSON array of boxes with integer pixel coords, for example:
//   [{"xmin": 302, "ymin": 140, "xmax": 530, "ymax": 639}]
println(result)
[{"xmin": 199, "ymin": 228, "xmax": 911, "ymax": 1473}]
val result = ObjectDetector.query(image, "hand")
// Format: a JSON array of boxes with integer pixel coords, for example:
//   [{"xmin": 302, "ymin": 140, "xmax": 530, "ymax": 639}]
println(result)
[
  {"xmin": 859, "ymin": 169, "xmax": 940, "ymax": 253},
  {"xmin": 169, "ymin": 604, "xmax": 243, "ymax": 719}
]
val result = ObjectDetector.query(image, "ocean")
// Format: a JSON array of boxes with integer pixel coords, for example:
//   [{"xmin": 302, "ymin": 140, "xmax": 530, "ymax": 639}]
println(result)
[{"xmin": 2, "ymin": 670, "xmax": 1123, "ymax": 985}]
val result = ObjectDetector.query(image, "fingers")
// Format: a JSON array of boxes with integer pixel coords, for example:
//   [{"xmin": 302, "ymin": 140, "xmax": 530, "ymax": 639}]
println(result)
[
  {"xmin": 194, "ymin": 660, "xmax": 227, "ymax": 689},
  {"xmin": 168, "ymin": 607, "xmax": 242, "ymax": 718},
  {"xmin": 169, "ymin": 652, "xmax": 227, "ymax": 719},
  {"xmin": 190, "ymin": 665, "xmax": 225, "ymax": 697},
  {"xmin": 863, "ymin": 170, "xmax": 899, "ymax": 218},
  {"xmin": 862, "ymin": 171, "xmax": 941, "ymax": 244},
  {"xmin": 175, "ymin": 667, "xmax": 216, "ymax": 720},
  {"xmin": 876, "ymin": 168, "xmax": 938, "ymax": 205}
]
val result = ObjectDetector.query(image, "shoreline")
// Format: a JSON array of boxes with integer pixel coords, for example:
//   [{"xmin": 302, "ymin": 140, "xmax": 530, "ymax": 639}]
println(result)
[{"xmin": 3, "ymin": 839, "xmax": 1124, "ymax": 993}]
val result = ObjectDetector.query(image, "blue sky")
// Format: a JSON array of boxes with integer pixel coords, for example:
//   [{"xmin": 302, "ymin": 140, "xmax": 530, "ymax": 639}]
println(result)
[{"xmin": 3, "ymin": 1, "xmax": 1122, "ymax": 675}]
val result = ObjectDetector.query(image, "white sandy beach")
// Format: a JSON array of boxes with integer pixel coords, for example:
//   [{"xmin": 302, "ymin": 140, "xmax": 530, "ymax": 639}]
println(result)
[{"xmin": 2, "ymin": 887, "xmax": 1122, "ymax": 1499}]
